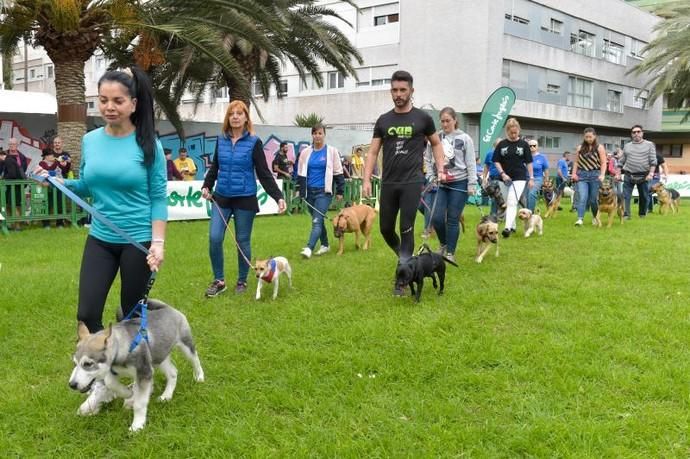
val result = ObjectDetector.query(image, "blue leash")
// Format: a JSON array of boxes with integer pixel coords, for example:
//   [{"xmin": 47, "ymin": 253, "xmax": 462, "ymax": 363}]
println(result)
[{"xmin": 32, "ymin": 174, "xmax": 154, "ymax": 352}]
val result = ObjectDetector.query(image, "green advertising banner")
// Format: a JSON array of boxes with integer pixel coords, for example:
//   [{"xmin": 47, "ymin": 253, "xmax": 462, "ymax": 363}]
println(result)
[{"xmin": 479, "ymin": 87, "xmax": 516, "ymax": 160}]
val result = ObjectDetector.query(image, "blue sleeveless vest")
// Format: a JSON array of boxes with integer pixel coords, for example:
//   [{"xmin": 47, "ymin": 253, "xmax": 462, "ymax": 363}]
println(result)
[{"xmin": 215, "ymin": 131, "xmax": 259, "ymax": 197}]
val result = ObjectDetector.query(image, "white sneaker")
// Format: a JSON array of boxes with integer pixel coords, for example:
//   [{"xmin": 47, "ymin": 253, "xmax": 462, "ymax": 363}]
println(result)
[
  {"xmin": 314, "ymin": 246, "xmax": 330, "ymax": 256},
  {"xmin": 575, "ymin": 219, "xmax": 583, "ymax": 226},
  {"xmin": 300, "ymin": 247, "xmax": 312, "ymax": 259}
]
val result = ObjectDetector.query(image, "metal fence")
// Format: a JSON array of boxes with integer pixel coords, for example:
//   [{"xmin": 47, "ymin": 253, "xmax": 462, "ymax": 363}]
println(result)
[
  {"xmin": 281, "ymin": 177, "xmax": 381, "ymax": 216},
  {"xmin": 0, "ymin": 180, "xmax": 89, "ymax": 234}
]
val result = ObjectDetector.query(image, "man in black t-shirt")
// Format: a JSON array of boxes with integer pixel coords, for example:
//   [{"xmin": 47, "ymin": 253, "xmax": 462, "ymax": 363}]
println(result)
[
  {"xmin": 363, "ymin": 70, "xmax": 446, "ymax": 296},
  {"xmin": 272, "ymin": 142, "xmax": 293, "ymax": 181}
]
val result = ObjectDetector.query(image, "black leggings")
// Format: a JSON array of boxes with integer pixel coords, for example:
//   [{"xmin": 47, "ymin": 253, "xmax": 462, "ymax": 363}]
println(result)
[
  {"xmin": 379, "ymin": 182, "xmax": 422, "ymax": 260},
  {"xmin": 78, "ymin": 235, "xmax": 151, "ymax": 332}
]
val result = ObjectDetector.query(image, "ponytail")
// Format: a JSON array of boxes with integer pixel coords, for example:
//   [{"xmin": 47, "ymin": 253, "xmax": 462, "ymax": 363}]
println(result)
[{"xmin": 98, "ymin": 66, "xmax": 157, "ymax": 166}]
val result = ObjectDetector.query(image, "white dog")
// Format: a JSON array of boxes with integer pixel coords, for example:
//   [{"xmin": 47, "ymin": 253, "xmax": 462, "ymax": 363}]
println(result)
[
  {"xmin": 254, "ymin": 256, "xmax": 293, "ymax": 300},
  {"xmin": 562, "ymin": 185, "xmax": 575, "ymax": 204},
  {"xmin": 517, "ymin": 208, "xmax": 543, "ymax": 238}
]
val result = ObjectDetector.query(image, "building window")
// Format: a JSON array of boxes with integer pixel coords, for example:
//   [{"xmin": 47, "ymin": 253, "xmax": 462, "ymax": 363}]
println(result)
[
  {"xmin": 630, "ymin": 38, "xmax": 647, "ymax": 59},
  {"xmin": 30, "ymin": 69, "xmax": 36, "ymax": 79},
  {"xmin": 252, "ymin": 80, "xmax": 263, "ymax": 96},
  {"xmin": 213, "ymin": 87, "xmax": 227, "ymax": 99},
  {"xmin": 87, "ymin": 101, "xmax": 95, "ymax": 109},
  {"xmin": 47, "ymin": 65, "xmax": 54, "ymax": 78},
  {"xmin": 538, "ymin": 136, "xmax": 561, "ymax": 149},
  {"xmin": 356, "ymin": 81, "xmax": 371, "ymax": 87},
  {"xmin": 371, "ymin": 78, "xmax": 391, "ymax": 86},
  {"xmin": 278, "ymin": 79, "xmax": 288, "ymax": 97},
  {"xmin": 570, "ymin": 30, "xmax": 596, "ymax": 57},
  {"xmin": 546, "ymin": 84, "xmax": 560, "ymax": 94},
  {"xmin": 658, "ymin": 144, "xmax": 683, "ymax": 158},
  {"xmin": 630, "ymin": 88, "xmax": 648, "ymax": 109},
  {"xmin": 541, "ymin": 18, "xmax": 562, "ymax": 35},
  {"xmin": 506, "ymin": 61, "xmax": 528, "ymax": 90},
  {"xmin": 505, "ymin": 13, "xmax": 529, "ymax": 25},
  {"xmin": 374, "ymin": 13, "xmax": 399, "ymax": 26},
  {"xmin": 603, "ymin": 40, "xmax": 624, "ymax": 65},
  {"xmin": 328, "ymin": 71, "xmax": 345, "ymax": 89},
  {"xmin": 567, "ymin": 77, "xmax": 593, "ymax": 108},
  {"xmin": 607, "ymin": 90, "xmax": 623, "ymax": 113}
]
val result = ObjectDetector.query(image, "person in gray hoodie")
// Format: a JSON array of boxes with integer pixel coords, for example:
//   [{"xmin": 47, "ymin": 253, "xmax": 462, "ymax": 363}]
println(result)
[{"xmin": 424, "ymin": 106, "xmax": 477, "ymax": 262}]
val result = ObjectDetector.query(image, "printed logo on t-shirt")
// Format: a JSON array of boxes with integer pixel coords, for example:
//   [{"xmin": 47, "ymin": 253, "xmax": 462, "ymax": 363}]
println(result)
[
  {"xmin": 387, "ymin": 125, "xmax": 413, "ymax": 138},
  {"xmin": 516, "ymin": 147, "xmax": 524, "ymax": 157},
  {"xmin": 500, "ymin": 147, "xmax": 509, "ymax": 157}
]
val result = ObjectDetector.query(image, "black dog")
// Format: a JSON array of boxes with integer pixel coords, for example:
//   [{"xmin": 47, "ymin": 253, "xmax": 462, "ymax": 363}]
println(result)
[
  {"xmin": 395, "ymin": 247, "xmax": 458, "ymax": 302},
  {"xmin": 483, "ymin": 182, "xmax": 506, "ymax": 210}
]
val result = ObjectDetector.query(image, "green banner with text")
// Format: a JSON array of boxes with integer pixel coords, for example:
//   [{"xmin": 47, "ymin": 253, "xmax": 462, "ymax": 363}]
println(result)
[{"xmin": 479, "ymin": 87, "xmax": 516, "ymax": 160}]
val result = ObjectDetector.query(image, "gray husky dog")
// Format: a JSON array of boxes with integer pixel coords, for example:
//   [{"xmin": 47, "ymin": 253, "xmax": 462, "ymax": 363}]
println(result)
[{"xmin": 69, "ymin": 299, "xmax": 204, "ymax": 431}]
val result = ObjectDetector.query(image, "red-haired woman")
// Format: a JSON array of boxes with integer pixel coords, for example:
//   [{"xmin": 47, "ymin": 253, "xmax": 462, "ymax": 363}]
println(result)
[{"xmin": 202, "ymin": 100, "xmax": 286, "ymax": 297}]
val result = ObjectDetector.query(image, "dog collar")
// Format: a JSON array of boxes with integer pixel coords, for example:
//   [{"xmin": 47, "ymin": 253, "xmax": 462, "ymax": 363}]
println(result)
[{"xmin": 263, "ymin": 259, "xmax": 278, "ymax": 283}]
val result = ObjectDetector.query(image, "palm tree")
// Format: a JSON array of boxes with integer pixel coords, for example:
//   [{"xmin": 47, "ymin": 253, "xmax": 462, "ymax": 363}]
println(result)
[
  {"xmin": 631, "ymin": 3, "xmax": 690, "ymax": 121},
  {"xmin": 125, "ymin": 0, "xmax": 363, "ymax": 108},
  {"xmin": 0, "ymin": 0, "xmax": 277, "ymax": 170}
]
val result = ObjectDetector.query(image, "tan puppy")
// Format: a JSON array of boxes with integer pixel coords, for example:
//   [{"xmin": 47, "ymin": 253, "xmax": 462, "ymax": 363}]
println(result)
[
  {"xmin": 254, "ymin": 256, "xmax": 292, "ymax": 300},
  {"xmin": 596, "ymin": 180, "xmax": 624, "ymax": 227},
  {"xmin": 651, "ymin": 182, "xmax": 680, "ymax": 215},
  {"xmin": 517, "ymin": 208, "xmax": 543, "ymax": 237},
  {"xmin": 332, "ymin": 204, "xmax": 377, "ymax": 255},
  {"xmin": 475, "ymin": 215, "xmax": 499, "ymax": 263}
]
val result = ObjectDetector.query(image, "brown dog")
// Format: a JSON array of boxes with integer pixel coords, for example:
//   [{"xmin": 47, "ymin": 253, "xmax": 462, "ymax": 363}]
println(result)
[
  {"xmin": 475, "ymin": 215, "xmax": 499, "ymax": 263},
  {"xmin": 651, "ymin": 182, "xmax": 680, "ymax": 215},
  {"xmin": 595, "ymin": 180, "xmax": 624, "ymax": 227},
  {"xmin": 332, "ymin": 204, "xmax": 377, "ymax": 255},
  {"xmin": 542, "ymin": 177, "xmax": 562, "ymax": 219}
]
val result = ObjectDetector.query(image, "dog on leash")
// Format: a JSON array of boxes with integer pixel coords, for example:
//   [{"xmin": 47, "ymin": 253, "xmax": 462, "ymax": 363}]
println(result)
[
  {"xmin": 517, "ymin": 208, "xmax": 543, "ymax": 237},
  {"xmin": 254, "ymin": 256, "xmax": 293, "ymax": 300},
  {"xmin": 596, "ymin": 180, "xmax": 624, "ymax": 227},
  {"xmin": 483, "ymin": 182, "xmax": 506, "ymax": 210},
  {"xmin": 69, "ymin": 300, "xmax": 204, "ymax": 432},
  {"xmin": 542, "ymin": 178, "xmax": 562, "ymax": 218},
  {"xmin": 394, "ymin": 245, "xmax": 458, "ymax": 302},
  {"xmin": 651, "ymin": 182, "xmax": 681, "ymax": 215},
  {"xmin": 332, "ymin": 204, "xmax": 377, "ymax": 255},
  {"xmin": 475, "ymin": 215, "xmax": 499, "ymax": 263}
]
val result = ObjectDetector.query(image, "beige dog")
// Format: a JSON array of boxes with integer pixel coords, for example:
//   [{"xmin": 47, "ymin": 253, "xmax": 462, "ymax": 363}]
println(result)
[
  {"xmin": 332, "ymin": 204, "xmax": 377, "ymax": 255},
  {"xmin": 254, "ymin": 257, "xmax": 292, "ymax": 300},
  {"xmin": 517, "ymin": 208, "xmax": 543, "ymax": 238},
  {"xmin": 475, "ymin": 215, "xmax": 500, "ymax": 263}
]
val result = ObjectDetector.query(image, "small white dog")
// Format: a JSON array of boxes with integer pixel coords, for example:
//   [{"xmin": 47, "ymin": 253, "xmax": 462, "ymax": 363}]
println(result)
[
  {"xmin": 254, "ymin": 256, "xmax": 293, "ymax": 300},
  {"xmin": 517, "ymin": 208, "xmax": 543, "ymax": 238},
  {"xmin": 563, "ymin": 186, "xmax": 575, "ymax": 204}
]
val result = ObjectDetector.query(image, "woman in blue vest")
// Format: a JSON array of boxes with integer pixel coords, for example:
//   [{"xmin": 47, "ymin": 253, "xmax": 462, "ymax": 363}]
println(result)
[
  {"xmin": 297, "ymin": 124, "xmax": 345, "ymax": 258},
  {"xmin": 202, "ymin": 100, "xmax": 286, "ymax": 297}
]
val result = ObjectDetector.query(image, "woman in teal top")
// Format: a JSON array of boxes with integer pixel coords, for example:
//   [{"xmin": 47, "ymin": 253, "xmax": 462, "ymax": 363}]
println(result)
[{"xmin": 38, "ymin": 67, "xmax": 167, "ymax": 334}]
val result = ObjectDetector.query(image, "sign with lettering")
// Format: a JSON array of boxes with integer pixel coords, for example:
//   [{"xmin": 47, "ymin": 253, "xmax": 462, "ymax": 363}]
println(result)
[
  {"xmin": 479, "ymin": 87, "xmax": 516, "ymax": 160},
  {"xmin": 167, "ymin": 180, "xmax": 282, "ymax": 221}
]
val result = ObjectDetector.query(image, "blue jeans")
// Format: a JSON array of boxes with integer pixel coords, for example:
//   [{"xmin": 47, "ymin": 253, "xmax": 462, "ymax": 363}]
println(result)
[
  {"xmin": 575, "ymin": 170, "xmax": 601, "ymax": 219},
  {"xmin": 420, "ymin": 188, "xmax": 436, "ymax": 230},
  {"xmin": 527, "ymin": 177, "xmax": 543, "ymax": 212},
  {"xmin": 431, "ymin": 180, "xmax": 468, "ymax": 254},
  {"xmin": 306, "ymin": 189, "xmax": 332, "ymax": 250},
  {"xmin": 209, "ymin": 205, "xmax": 256, "ymax": 283},
  {"xmin": 623, "ymin": 175, "xmax": 649, "ymax": 217}
]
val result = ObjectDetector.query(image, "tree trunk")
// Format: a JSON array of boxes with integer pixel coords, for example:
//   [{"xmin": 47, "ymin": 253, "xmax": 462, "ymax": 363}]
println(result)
[
  {"xmin": 53, "ymin": 59, "xmax": 87, "ymax": 177},
  {"xmin": 226, "ymin": 72, "xmax": 251, "ymax": 107}
]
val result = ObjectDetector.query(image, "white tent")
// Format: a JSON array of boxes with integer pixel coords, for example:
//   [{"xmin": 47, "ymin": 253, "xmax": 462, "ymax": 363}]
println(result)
[{"xmin": 0, "ymin": 90, "xmax": 57, "ymax": 115}]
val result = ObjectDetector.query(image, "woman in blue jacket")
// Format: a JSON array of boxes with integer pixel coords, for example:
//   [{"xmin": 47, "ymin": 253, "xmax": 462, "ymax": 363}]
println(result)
[{"xmin": 202, "ymin": 100, "xmax": 286, "ymax": 297}]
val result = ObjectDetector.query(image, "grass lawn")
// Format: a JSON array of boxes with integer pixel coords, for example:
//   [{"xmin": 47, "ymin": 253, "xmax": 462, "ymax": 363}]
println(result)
[{"xmin": 1, "ymin": 201, "xmax": 690, "ymax": 457}]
